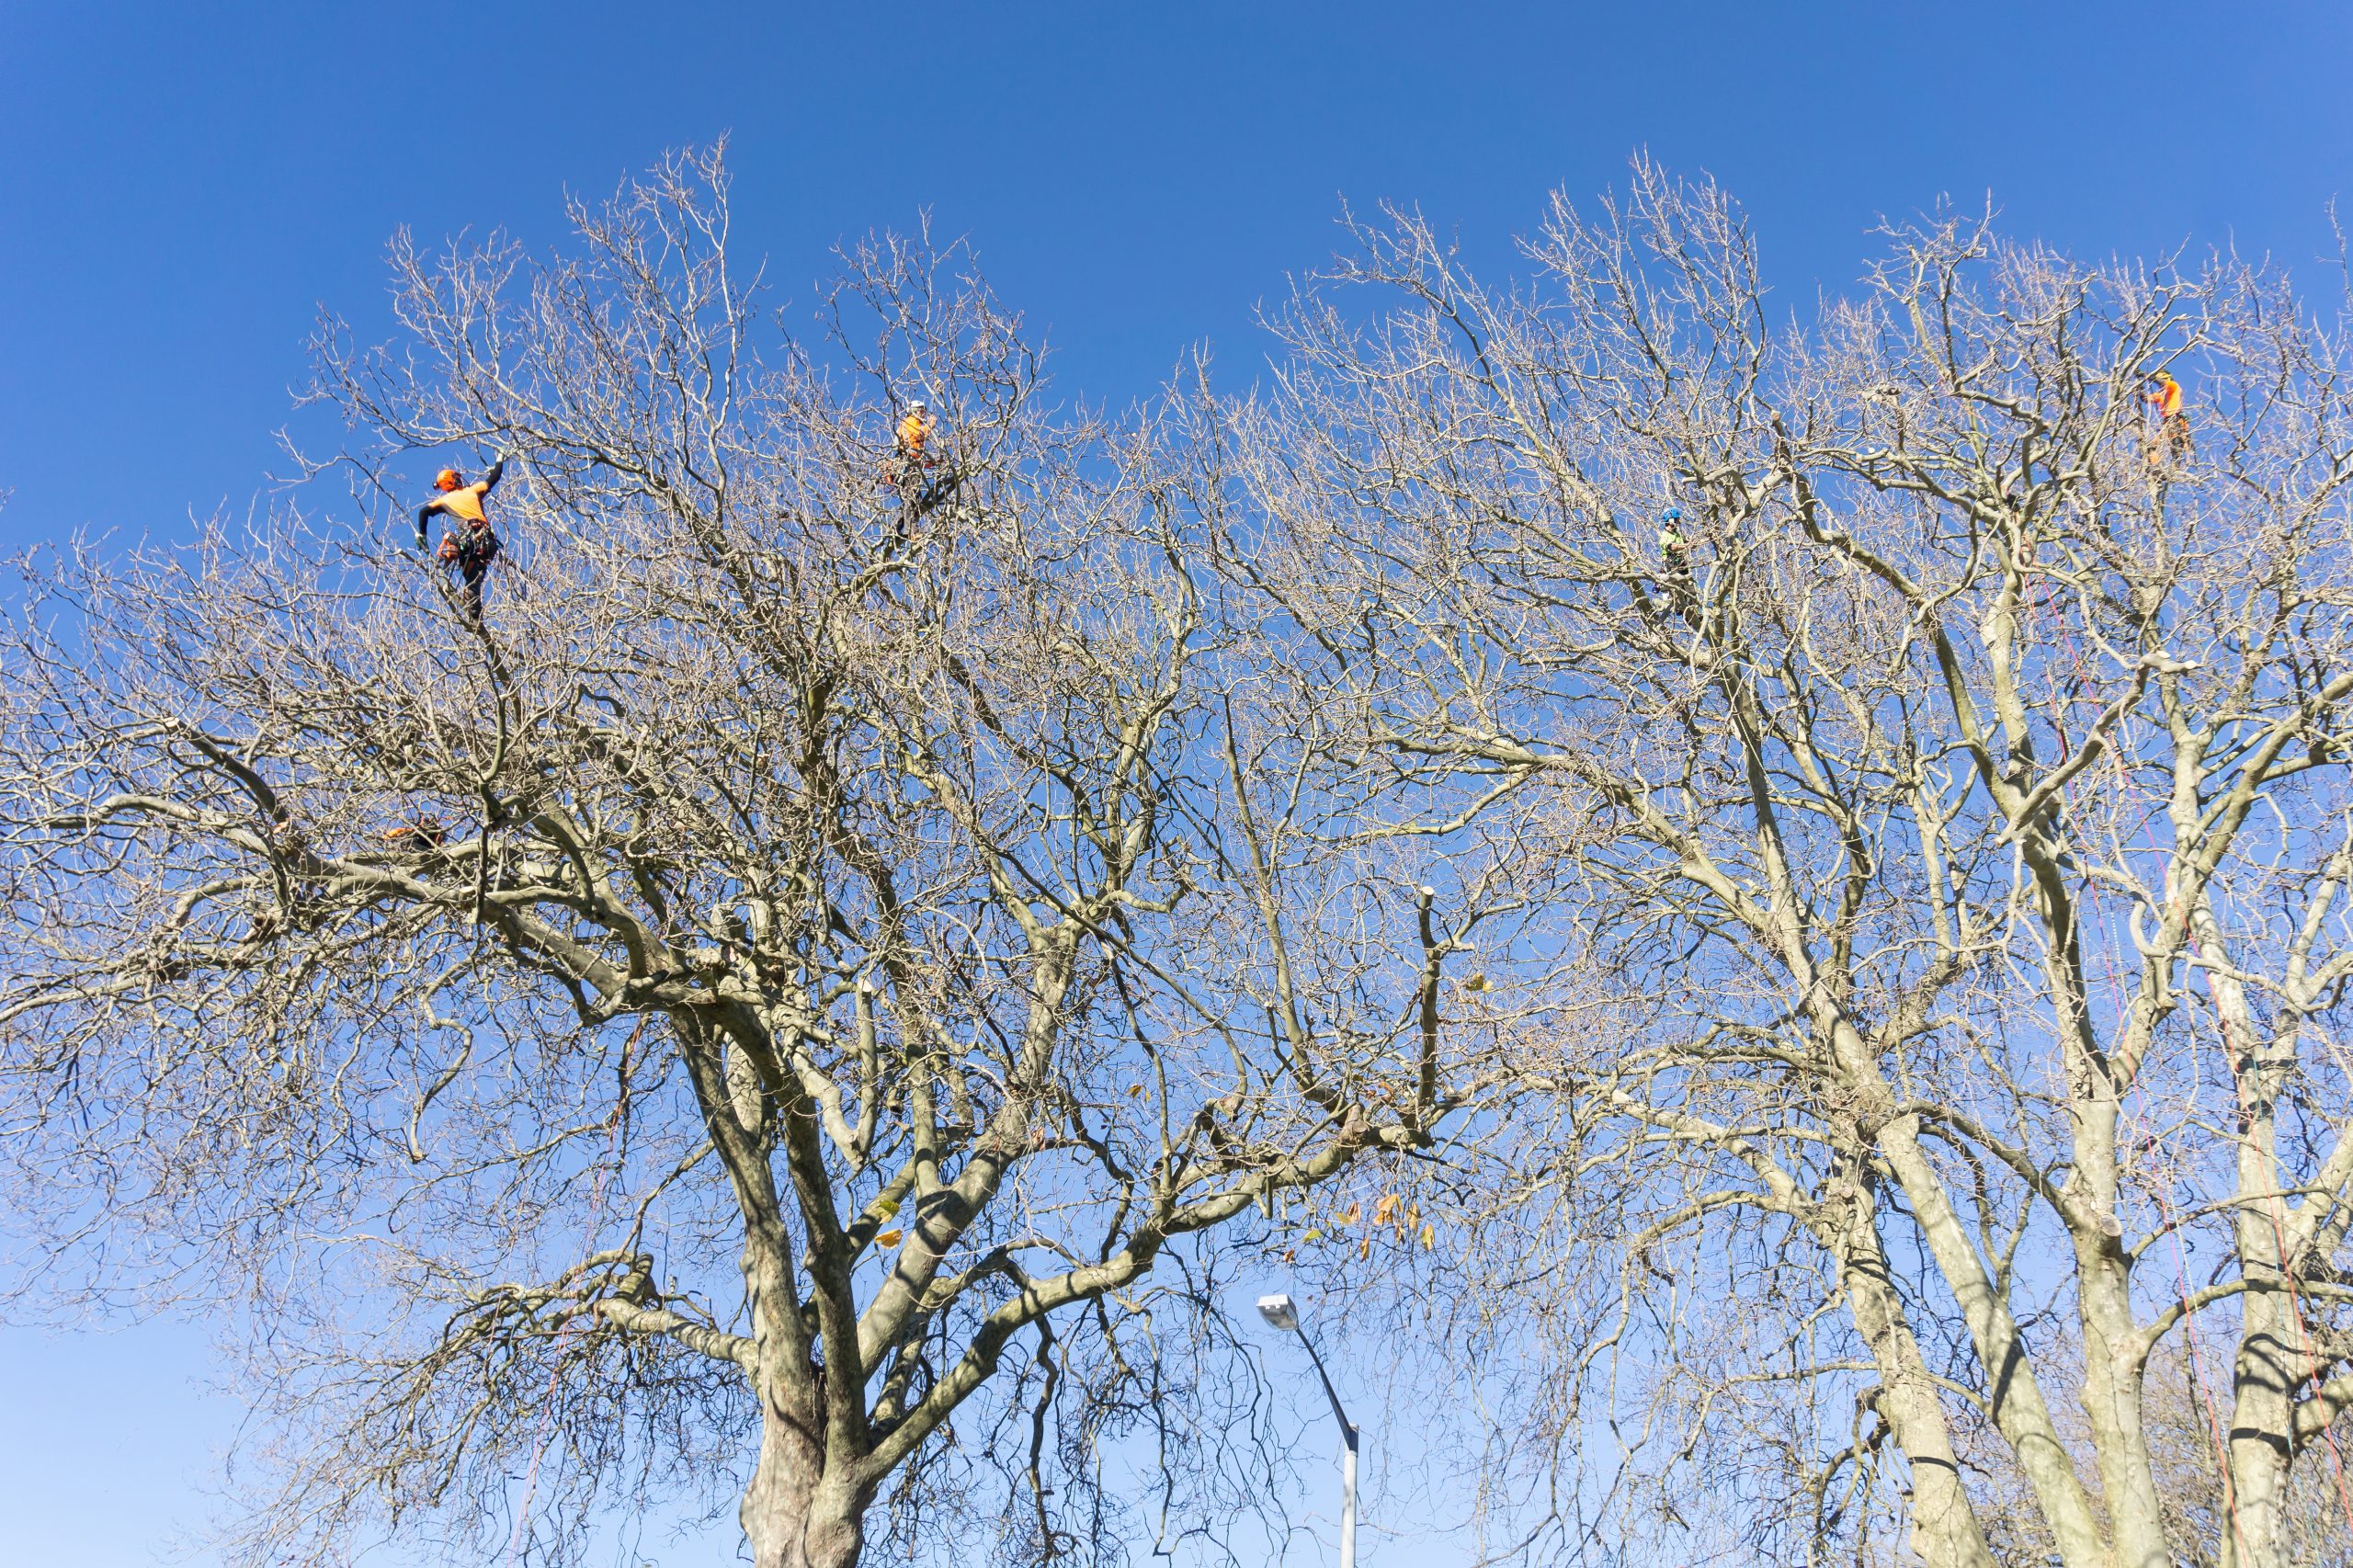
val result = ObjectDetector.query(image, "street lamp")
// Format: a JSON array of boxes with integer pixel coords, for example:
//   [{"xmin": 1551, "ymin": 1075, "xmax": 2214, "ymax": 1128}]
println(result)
[{"xmin": 1256, "ymin": 1293, "xmax": 1358, "ymax": 1568}]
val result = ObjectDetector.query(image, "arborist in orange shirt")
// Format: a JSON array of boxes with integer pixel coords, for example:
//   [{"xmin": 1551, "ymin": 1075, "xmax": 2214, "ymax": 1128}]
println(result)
[
  {"xmin": 881, "ymin": 398, "xmax": 951, "ymax": 543},
  {"xmin": 2145, "ymin": 369, "xmax": 2192, "ymax": 471},
  {"xmin": 895, "ymin": 399, "xmax": 935, "ymax": 468},
  {"xmin": 415, "ymin": 456, "xmax": 507, "ymax": 618},
  {"xmin": 886, "ymin": 398, "xmax": 939, "ymax": 494}
]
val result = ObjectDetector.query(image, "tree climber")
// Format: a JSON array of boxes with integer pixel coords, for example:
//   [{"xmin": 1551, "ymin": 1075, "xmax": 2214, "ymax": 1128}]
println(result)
[
  {"xmin": 894, "ymin": 399, "xmax": 936, "ymax": 472},
  {"xmin": 1657, "ymin": 506, "xmax": 1695, "ymax": 608},
  {"xmin": 885, "ymin": 399, "xmax": 942, "ymax": 494},
  {"xmin": 415, "ymin": 457, "xmax": 508, "ymax": 618},
  {"xmin": 2144, "ymin": 369, "xmax": 2192, "ymax": 472},
  {"xmin": 380, "ymin": 816, "xmax": 449, "ymax": 849},
  {"xmin": 882, "ymin": 399, "xmax": 952, "ymax": 545}
]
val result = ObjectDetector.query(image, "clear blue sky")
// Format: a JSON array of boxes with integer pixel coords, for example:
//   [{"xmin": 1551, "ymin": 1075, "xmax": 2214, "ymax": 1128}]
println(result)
[{"xmin": 4, "ymin": 3, "xmax": 2349, "ymax": 1562}]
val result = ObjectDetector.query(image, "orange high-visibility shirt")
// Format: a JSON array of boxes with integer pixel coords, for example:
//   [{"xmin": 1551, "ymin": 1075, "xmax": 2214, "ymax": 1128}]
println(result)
[
  {"xmin": 897, "ymin": 410, "xmax": 932, "ymax": 456},
  {"xmin": 423, "ymin": 459, "xmax": 503, "ymax": 528},
  {"xmin": 2151, "ymin": 377, "xmax": 2183, "ymax": 419},
  {"xmin": 436, "ymin": 481, "xmax": 494, "ymax": 526}
]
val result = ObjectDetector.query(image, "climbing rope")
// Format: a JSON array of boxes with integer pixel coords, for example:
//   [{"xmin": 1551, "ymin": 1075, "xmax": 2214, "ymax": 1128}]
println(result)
[
  {"xmin": 504, "ymin": 1021, "xmax": 640, "ymax": 1564},
  {"xmin": 2027, "ymin": 539, "xmax": 2353, "ymax": 1544}
]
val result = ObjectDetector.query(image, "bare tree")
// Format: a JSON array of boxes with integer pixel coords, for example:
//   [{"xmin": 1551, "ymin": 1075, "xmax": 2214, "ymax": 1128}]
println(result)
[
  {"xmin": 1964, "ymin": 1340, "xmax": 2353, "ymax": 1568},
  {"xmin": 0, "ymin": 151, "xmax": 1486, "ymax": 1568},
  {"xmin": 1211, "ymin": 161, "xmax": 2353, "ymax": 1568}
]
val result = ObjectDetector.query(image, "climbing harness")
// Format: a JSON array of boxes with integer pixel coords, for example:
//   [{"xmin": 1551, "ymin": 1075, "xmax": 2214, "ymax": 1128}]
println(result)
[{"xmin": 416, "ymin": 457, "xmax": 510, "ymax": 616}]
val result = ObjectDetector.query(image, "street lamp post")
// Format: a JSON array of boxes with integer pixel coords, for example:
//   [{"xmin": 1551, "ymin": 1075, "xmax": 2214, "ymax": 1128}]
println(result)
[{"xmin": 1256, "ymin": 1293, "xmax": 1358, "ymax": 1568}]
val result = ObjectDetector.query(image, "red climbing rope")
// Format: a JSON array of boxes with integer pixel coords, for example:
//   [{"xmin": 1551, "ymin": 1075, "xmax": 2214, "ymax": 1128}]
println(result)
[
  {"xmin": 505, "ymin": 1024, "xmax": 639, "ymax": 1564},
  {"xmin": 2026, "ymin": 547, "xmax": 2353, "ymax": 1542}
]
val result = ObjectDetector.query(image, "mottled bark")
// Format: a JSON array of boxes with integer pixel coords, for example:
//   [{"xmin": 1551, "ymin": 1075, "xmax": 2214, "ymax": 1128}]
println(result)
[{"xmin": 1836, "ymin": 1193, "xmax": 1997, "ymax": 1568}]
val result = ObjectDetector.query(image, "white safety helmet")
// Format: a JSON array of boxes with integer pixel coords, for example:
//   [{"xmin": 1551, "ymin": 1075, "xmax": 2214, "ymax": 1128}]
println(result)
[{"xmin": 909, "ymin": 398, "xmax": 928, "ymax": 412}]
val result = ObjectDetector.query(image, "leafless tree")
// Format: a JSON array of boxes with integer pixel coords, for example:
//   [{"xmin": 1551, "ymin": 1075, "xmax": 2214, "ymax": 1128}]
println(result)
[
  {"xmin": 1210, "ymin": 160, "xmax": 2353, "ymax": 1568},
  {"xmin": 1963, "ymin": 1340, "xmax": 2353, "ymax": 1568},
  {"xmin": 0, "ymin": 150, "xmax": 1492, "ymax": 1568}
]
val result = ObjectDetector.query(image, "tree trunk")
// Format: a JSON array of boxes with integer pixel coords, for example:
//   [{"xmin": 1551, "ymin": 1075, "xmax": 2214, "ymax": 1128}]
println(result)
[
  {"xmin": 1836, "ymin": 1198, "xmax": 1998, "ymax": 1568},
  {"xmin": 2222, "ymin": 1288, "xmax": 2296, "ymax": 1568},
  {"xmin": 2075, "ymin": 1222, "xmax": 2172, "ymax": 1568},
  {"xmin": 2203, "ymin": 915, "xmax": 2302, "ymax": 1568},
  {"xmin": 2222, "ymin": 1111, "xmax": 2302, "ymax": 1568},
  {"xmin": 1870, "ymin": 1097, "xmax": 2106, "ymax": 1564},
  {"xmin": 739, "ymin": 1407, "xmax": 870, "ymax": 1568}
]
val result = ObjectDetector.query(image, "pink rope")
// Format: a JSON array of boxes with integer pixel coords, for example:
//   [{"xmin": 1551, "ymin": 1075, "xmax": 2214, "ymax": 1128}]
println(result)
[
  {"xmin": 504, "ymin": 1042, "xmax": 634, "ymax": 1565},
  {"xmin": 2032, "ymin": 568, "xmax": 2353, "ymax": 1541}
]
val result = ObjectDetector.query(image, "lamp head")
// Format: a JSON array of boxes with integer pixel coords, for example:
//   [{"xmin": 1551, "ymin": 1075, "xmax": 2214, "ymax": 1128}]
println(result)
[{"xmin": 1256, "ymin": 1293, "xmax": 1300, "ymax": 1333}]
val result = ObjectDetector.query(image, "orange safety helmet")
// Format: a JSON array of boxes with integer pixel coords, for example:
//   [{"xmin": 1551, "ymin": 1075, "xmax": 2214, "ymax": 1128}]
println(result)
[{"xmin": 434, "ymin": 468, "xmax": 464, "ymax": 492}]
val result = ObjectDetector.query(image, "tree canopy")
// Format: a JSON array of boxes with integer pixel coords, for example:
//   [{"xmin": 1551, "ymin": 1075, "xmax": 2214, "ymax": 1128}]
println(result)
[{"xmin": 6, "ymin": 150, "xmax": 2353, "ymax": 1568}]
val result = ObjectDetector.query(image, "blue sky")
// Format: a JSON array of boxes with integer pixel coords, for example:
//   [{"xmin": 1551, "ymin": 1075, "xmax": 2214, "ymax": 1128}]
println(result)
[{"xmin": 4, "ymin": 2, "xmax": 2351, "ymax": 1562}]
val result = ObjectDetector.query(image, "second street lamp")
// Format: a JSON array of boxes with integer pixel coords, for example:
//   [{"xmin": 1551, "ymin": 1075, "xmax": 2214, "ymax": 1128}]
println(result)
[{"xmin": 1256, "ymin": 1293, "xmax": 1358, "ymax": 1568}]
